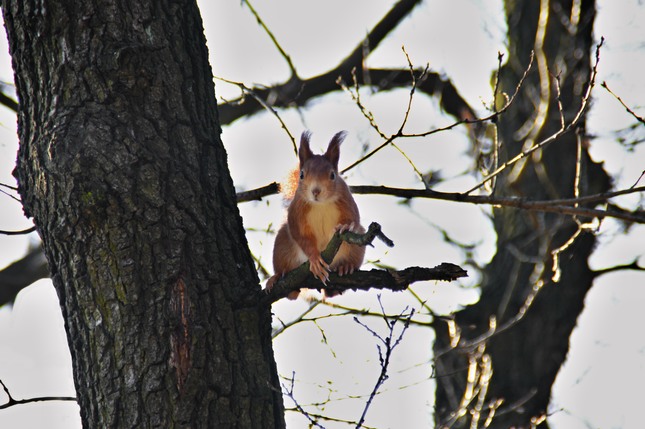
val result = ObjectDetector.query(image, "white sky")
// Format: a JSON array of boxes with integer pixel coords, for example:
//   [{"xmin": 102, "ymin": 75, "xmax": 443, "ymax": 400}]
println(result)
[{"xmin": 0, "ymin": 1, "xmax": 643, "ymax": 428}]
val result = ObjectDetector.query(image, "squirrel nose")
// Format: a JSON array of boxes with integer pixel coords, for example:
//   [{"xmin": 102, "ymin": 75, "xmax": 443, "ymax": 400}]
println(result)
[{"xmin": 312, "ymin": 187, "xmax": 321, "ymax": 199}]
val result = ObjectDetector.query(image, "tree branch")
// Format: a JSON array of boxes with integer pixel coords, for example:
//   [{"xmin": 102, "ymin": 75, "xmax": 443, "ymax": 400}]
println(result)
[
  {"xmin": 601, "ymin": 80, "xmax": 645, "ymax": 125},
  {"xmin": 235, "ymin": 182, "xmax": 645, "ymax": 224},
  {"xmin": 235, "ymin": 182, "xmax": 280, "ymax": 203},
  {"xmin": 0, "ymin": 379, "xmax": 76, "ymax": 410},
  {"xmin": 0, "ymin": 225, "xmax": 37, "ymax": 236},
  {"xmin": 216, "ymin": 0, "xmax": 476, "ymax": 129},
  {"xmin": 281, "ymin": 373, "xmax": 326, "ymax": 429},
  {"xmin": 466, "ymin": 38, "xmax": 604, "ymax": 194},
  {"xmin": 257, "ymin": 223, "xmax": 467, "ymax": 305},
  {"xmin": 241, "ymin": 0, "xmax": 298, "ymax": 77},
  {"xmin": 0, "ymin": 245, "xmax": 49, "ymax": 307},
  {"xmin": 0, "ymin": 86, "xmax": 18, "ymax": 112},
  {"xmin": 349, "ymin": 185, "xmax": 645, "ymax": 224},
  {"xmin": 354, "ymin": 297, "xmax": 414, "ymax": 427},
  {"xmin": 592, "ymin": 259, "xmax": 645, "ymax": 279}
]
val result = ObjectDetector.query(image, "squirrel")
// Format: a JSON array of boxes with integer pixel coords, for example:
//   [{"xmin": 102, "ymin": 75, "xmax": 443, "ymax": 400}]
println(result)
[{"xmin": 266, "ymin": 131, "xmax": 365, "ymax": 300}]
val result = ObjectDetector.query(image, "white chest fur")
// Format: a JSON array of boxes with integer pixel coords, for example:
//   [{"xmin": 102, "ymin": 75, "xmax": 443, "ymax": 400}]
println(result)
[{"xmin": 306, "ymin": 201, "xmax": 341, "ymax": 251}]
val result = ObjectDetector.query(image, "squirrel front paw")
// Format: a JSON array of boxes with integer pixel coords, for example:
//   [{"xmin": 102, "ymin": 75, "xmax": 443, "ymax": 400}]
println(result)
[
  {"xmin": 335, "ymin": 222, "xmax": 357, "ymax": 234},
  {"xmin": 309, "ymin": 254, "xmax": 330, "ymax": 284}
]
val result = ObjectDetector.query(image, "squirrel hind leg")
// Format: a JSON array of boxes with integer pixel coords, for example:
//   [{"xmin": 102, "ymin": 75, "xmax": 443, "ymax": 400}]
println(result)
[
  {"xmin": 266, "ymin": 273, "xmax": 302, "ymax": 300},
  {"xmin": 331, "ymin": 242, "xmax": 365, "ymax": 274},
  {"xmin": 265, "ymin": 274, "xmax": 280, "ymax": 292},
  {"xmin": 287, "ymin": 290, "xmax": 301, "ymax": 300},
  {"xmin": 322, "ymin": 288, "xmax": 343, "ymax": 300},
  {"xmin": 324, "ymin": 243, "xmax": 365, "ymax": 300}
]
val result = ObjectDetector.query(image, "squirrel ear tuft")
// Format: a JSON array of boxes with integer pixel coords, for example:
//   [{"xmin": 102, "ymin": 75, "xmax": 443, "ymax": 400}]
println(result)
[
  {"xmin": 324, "ymin": 131, "xmax": 346, "ymax": 168},
  {"xmin": 298, "ymin": 131, "xmax": 314, "ymax": 164}
]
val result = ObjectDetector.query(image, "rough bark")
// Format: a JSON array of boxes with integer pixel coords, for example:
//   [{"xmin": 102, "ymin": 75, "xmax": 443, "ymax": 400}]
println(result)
[
  {"xmin": 2, "ymin": 0, "xmax": 284, "ymax": 427},
  {"xmin": 433, "ymin": 1, "xmax": 610, "ymax": 428}
]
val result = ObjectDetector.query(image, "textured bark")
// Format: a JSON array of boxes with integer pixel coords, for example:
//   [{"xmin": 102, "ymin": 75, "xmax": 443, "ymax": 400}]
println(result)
[
  {"xmin": 2, "ymin": 1, "xmax": 284, "ymax": 427},
  {"xmin": 434, "ymin": 1, "xmax": 610, "ymax": 428}
]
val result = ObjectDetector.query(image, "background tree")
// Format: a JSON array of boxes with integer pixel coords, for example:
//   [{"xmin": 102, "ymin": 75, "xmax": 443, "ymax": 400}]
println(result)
[
  {"xmin": 433, "ymin": 1, "xmax": 614, "ymax": 427},
  {"xmin": 0, "ymin": 0, "xmax": 643, "ymax": 428}
]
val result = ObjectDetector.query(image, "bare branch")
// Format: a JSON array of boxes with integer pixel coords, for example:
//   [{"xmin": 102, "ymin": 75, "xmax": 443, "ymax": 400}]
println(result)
[
  {"xmin": 286, "ymin": 409, "xmax": 379, "ymax": 429},
  {"xmin": 0, "ymin": 225, "xmax": 37, "ymax": 236},
  {"xmin": 0, "ymin": 245, "xmax": 49, "ymax": 307},
  {"xmin": 242, "ymin": 0, "xmax": 298, "ymax": 77},
  {"xmin": 281, "ymin": 373, "xmax": 326, "ymax": 429},
  {"xmin": 0, "ymin": 181, "xmax": 18, "ymax": 191},
  {"xmin": 601, "ymin": 80, "xmax": 645, "ymax": 125},
  {"xmin": 466, "ymin": 39, "xmax": 603, "ymax": 194},
  {"xmin": 215, "ymin": 0, "xmax": 477, "ymax": 129},
  {"xmin": 337, "ymin": 0, "xmax": 423, "ymax": 76},
  {"xmin": 0, "ymin": 379, "xmax": 76, "ymax": 410},
  {"xmin": 236, "ymin": 180, "xmax": 645, "ymax": 223},
  {"xmin": 0, "ymin": 181, "xmax": 21, "ymax": 204},
  {"xmin": 349, "ymin": 185, "xmax": 645, "ymax": 224},
  {"xmin": 354, "ymin": 297, "xmax": 414, "ymax": 427},
  {"xmin": 592, "ymin": 259, "xmax": 645, "ymax": 279},
  {"xmin": 216, "ymin": 77, "xmax": 298, "ymax": 154},
  {"xmin": 0, "ymin": 84, "xmax": 18, "ymax": 112},
  {"xmin": 397, "ymin": 46, "xmax": 426, "ymax": 136},
  {"xmin": 631, "ymin": 171, "xmax": 645, "ymax": 189},
  {"xmin": 339, "ymin": 52, "xmax": 534, "ymax": 175},
  {"xmin": 271, "ymin": 301, "xmax": 320, "ymax": 338},
  {"xmin": 236, "ymin": 181, "xmax": 280, "ymax": 203}
]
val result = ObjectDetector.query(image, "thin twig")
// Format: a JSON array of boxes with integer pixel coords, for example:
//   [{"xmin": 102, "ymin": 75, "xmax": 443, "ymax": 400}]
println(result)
[
  {"xmin": 354, "ymin": 297, "xmax": 414, "ymax": 428},
  {"xmin": 631, "ymin": 171, "xmax": 645, "ymax": 189},
  {"xmin": 281, "ymin": 373, "xmax": 327, "ymax": 429},
  {"xmin": 0, "ymin": 181, "xmax": 19, "ymax": 192},
  {"xmin": 398, "ymin": 46, "xmax": 427, "ymax": 136},
  {"xmin": 272, "ymin": 301, "xmax": 321, "ymax": 338},
  {"xmin": 466, "ymin": 39, "xmax": 603, "ymax": 194},
  {"xmin": 215, "ymin": 76, "xmax": 297, "ymax": 154},
  {"xmin": 0, "ymin": 379, "xmax": 76, "ymax": 410},
  {"xmin": 601, "ymin": 80, "xmax": 645, "ymax": 125},
  {"xmin": 0, "ymin": 187, "xmax": 22, "ymax": 203},
  {"xmin": 242, "ymin": 0, "xmax": 298, "ymax": 77},
  {"xmin": 340, "ymin": 51, "xmax": 535, "ymax": 175},
  {"xmin": 217, "ymin": 0, "xmax": 424, "ymax": 125},
  {"xmin": 486, "ymin": 51, "xmax": 506, "ymax": 192},
  {"xmin": 337, "ymin": 68, "xmax": 387, "ymax": 139},
  {"xmin": 0, "ymin": 226, "xmax": 37, "ymax": 236}
]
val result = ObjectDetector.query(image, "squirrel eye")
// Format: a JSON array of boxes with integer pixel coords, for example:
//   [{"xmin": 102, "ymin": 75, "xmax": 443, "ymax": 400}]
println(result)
[
  {"xmin": 330, "ymin": 171, "xmax": 336, "ymax": 180},
  {"xmin": 299, "ymin": 170, "xmax": 305, "ymax": 180}
]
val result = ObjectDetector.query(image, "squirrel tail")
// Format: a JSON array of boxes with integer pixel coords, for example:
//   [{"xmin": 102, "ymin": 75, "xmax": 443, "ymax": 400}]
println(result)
[{"xmin": 278, "ymin": 167, "xmax": 300, "ymax": 203}]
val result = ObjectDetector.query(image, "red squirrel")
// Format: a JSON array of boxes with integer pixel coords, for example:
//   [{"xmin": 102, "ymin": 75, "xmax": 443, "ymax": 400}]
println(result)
[{"xmin": 267, "ymin": 131, "xmax": 365, "ymax": 300}]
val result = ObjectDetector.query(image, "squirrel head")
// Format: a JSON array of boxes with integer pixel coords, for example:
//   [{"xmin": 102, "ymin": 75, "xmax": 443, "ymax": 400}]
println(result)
[{"xmin": 297, "ymin": 130, "xmax": 348, "ymax": 204}]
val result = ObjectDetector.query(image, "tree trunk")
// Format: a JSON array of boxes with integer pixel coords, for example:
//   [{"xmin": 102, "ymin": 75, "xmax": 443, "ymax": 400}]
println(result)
[
  {"xmin": 2, "ymin": 1, "xmax": 285, "ymax": 427},
  {"xmin": 434, "ymin": 1, "xmax": 609, "ymax": 427}
]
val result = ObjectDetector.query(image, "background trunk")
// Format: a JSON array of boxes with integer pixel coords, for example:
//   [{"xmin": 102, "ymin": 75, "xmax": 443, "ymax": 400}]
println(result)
[
  {"xmin": 2, "ymin": 0, "xmax": 285, "ymax": 427},
  {"xmin": 433, "ymin": 1, "xmax": 610, "ymax": 427}
]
